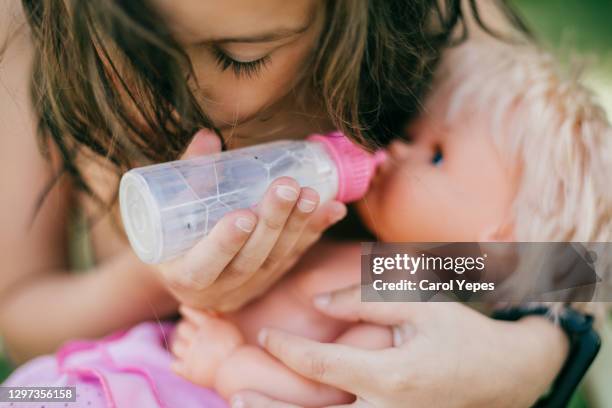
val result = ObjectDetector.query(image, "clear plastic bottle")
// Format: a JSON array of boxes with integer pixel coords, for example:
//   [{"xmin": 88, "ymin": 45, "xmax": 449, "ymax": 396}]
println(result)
[{"xmin": 119, "ymin": 132, "xmax": 385, "ymax": 264}]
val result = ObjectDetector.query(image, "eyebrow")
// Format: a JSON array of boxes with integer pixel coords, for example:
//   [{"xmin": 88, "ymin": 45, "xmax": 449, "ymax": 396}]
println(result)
[
  {"xmin": 206, "ymin": 23, "xmax": 312, "ymax": 45},
  {"xmin": 201, "ymin": 5, "xmax": 319, "ymax": 45}
]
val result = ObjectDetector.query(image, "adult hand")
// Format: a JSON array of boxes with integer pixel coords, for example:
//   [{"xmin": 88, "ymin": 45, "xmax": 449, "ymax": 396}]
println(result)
[
  {"xmin": 154, "ymin": 129, "xmax": 347, "ymax": 312},
  {"xmin": 232, "ymin": 285, "xmax": 569, "ymax": 408}
]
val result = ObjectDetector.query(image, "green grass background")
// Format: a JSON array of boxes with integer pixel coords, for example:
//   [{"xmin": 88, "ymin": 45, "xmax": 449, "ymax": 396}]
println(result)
[
  {"xmin": 1, "ymin": 2, "xmax": 610, "ymax": 407},
  {"xmin": 0, "ymin": 357, "xmax": 10, "ymax": 382}
]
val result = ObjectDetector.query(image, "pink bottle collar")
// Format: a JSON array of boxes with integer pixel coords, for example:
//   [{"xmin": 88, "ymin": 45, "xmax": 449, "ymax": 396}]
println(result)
[{"xmin": 308, "ymin": 132, "xmax": 386, "ymax": 203}]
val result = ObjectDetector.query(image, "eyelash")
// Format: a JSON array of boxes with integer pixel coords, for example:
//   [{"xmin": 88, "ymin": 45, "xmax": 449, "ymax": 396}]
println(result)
[{"xmin": 212, "ymin": 47, "xmax": 270, "ymax": 78}]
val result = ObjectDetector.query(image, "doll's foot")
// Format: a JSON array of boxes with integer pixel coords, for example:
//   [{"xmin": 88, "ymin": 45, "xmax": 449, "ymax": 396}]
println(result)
[{"xmin": 171, "ymin": 306, "xmax": 244, "ymax": 387}]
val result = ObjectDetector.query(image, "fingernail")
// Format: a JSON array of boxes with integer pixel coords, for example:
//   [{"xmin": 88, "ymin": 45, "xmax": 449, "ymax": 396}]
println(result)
[
  {"xmin": 276, "ymin": 185, "xmax": 299, "ymax": 201},
  {"xmin": 231, "ymin": 395, "xmax": 245, "ymax": 408},
  {"xmin": 297, "ymin": 199, "xmax": 317, "ymax": 213},
  {"xmin": 313, "ymin": 293, "xmax": 331, "ymax": 308},
  {"xmin": 257, "ymin": 328, "xmax": 269, "ymax": 347},
  {"xmin": 330, "ymin": 202, "xmax": 347, "ymax": 222},
  {"xmin": 190, "ymin": 129, "xmax": 218, "ymax": 149},
  {"xmin": 235, "ymin": 217, "xmax": 256, "ymax": 232}
]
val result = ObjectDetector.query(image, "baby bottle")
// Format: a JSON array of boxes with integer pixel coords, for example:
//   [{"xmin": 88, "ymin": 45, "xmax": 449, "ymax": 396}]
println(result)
[{"xmin": 119, "ymin": 131, "xmax": 386, "ymax": 264}]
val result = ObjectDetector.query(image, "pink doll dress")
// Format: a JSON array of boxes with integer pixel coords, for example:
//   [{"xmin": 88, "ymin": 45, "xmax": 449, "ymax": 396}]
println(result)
[{"xmin": 1, "ymin": 322, "xmax": 227, "ymax": 408}]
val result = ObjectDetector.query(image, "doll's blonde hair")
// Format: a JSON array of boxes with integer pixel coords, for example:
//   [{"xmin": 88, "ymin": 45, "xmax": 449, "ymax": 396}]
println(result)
[{"xmin": 425, "ymin": 39, "xmax": 612, "ymax": 310}]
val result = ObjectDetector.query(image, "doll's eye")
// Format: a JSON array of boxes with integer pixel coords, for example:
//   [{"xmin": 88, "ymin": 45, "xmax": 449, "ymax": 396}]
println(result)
[{"xmin": 431, "ymin": 146, "xmax": 443, "ymax": 166}]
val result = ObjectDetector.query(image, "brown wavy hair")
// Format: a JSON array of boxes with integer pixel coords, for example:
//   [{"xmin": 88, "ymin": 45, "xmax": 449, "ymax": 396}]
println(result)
[{"xmin": 17, "ymin": 0, "xmax": 529, "ymax": 209}]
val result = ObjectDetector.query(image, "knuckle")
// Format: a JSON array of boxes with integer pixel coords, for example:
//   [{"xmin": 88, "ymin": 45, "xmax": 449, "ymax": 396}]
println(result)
[
  {"xmin": 260, "ymin": 253, "xmax": 283, "ymax": 271},
  {"xmin": 179, "ymin": 261, "xmax": 215, "ymax": 290},
  {"xmin": 262, "ymin": 215, "xmax": 286, "ymax": 231},
  {"xmin": 213, "ymin": 235, "xmax": 241, "ymax": 257},
  {"xmin": 303, "ymin": 351, "xmax": 331, "ymax": 381},
  {"xmin": 180, "ymin": 273, "xmax": 209, "ymax": 291},
  {"xmin": 286, "ymin": 214, "xmax": 309, "ymax": 233},
  {"xmin": 220, "ymin": 264, "xmax": 248, "ymax": 284},
  {"xmin": 234, "ymin": 250, "xmax": 263, "ymax": 271},
  {"xmin": 215, "ymin": 232, "xmax": 243, "ymax": 257},
  {"xmin": 165, "ymin": 274, "xmax": 193, "ymax": 292},
  {"xmin": 383, "ymin": 366, "xmax": 414, "ymax": 393}
]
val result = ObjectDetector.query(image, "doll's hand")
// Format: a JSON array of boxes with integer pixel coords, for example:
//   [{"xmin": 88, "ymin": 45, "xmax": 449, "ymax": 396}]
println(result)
[
  {"xmin": 171, "ymin": 306, "xmax": 244, "ymax": 387},
  {"xmin": 233, "ymin": 284, "xmax": 569, "ymax": 408},
  {"xmin": 154, "ymin": 130, "xmax": 347, "ymax": 312}
]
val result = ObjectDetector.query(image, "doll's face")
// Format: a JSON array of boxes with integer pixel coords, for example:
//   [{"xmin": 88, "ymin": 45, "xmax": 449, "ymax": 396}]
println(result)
[{"xmin": 358, "ymin": 112, "xmax": 519, "ymax": 242}]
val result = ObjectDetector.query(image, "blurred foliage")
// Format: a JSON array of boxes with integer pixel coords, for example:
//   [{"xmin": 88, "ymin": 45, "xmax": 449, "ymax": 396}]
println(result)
[
  {"xmin": 511, "ymin": 0, "xmax": 612, "ymax": 53},
  {"xmin": 0, "ymin": 356, "xmax": 11, "ymax": 383},
  {"xmin": 511, "ymin": 0, "xmax": 612, "ymax": 121},
  {"xmin": 570, "ymin": 389, "xmax": 591, "ymax": 408}
]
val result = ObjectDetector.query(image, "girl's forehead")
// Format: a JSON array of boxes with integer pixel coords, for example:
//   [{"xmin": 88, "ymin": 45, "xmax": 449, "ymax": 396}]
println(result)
[{"xmin": 150, "ymin": 0, "xmax": 317, "ymax": 44}]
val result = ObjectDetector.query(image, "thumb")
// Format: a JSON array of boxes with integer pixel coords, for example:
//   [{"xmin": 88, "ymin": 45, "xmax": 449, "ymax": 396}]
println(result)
[
  {"xmin": 313, "ymin": 284, "xmax": 426, "ymax": 326},
  {"xmin": 181, "ymin": 129, "xmax": 222, "ymax": 159}
]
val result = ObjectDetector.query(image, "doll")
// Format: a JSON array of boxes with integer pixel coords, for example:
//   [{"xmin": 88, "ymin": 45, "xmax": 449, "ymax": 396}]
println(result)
[{"xmin": 171, "ymin": 38, "xmax": 612, "ymax": 406}]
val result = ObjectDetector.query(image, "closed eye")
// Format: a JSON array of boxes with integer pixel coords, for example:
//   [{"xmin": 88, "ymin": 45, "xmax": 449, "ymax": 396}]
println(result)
[{"xmin": 212, "ymin": 46, "xmax": 271, "ymax": 79}]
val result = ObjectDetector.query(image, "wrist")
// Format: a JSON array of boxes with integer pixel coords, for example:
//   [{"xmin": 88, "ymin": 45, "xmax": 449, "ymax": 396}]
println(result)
[
  {"xmin": 516, "ymin": 316, "xmax": 570, "ymax": 371},
  {"xmin": 492, "ymin": 316, "xmax": 570, "ymax": 406}
]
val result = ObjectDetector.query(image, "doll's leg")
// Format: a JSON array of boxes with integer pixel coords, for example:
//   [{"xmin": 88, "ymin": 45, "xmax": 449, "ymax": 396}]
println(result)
[
  {"xmin": 214, "ymin": 344, "xmax": 352, "ymax": 406},
  {"xmin": 172, "ymin": 308, "xmax": 352, "ymax": 406}
]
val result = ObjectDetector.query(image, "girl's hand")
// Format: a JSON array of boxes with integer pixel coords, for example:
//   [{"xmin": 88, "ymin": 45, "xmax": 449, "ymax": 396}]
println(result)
[
  {"xmin": 233, "ymin": 285, "xmax": 569, "ymax": 408},
  {"xmin": 154, "ymin": 130, "xmax": 347, "ymax": 312}
]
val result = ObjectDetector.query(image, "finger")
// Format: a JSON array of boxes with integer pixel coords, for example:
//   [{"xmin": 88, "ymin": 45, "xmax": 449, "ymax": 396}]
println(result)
[
  {"xmin": 262, "ymin": 187, "xmax": 320, "ymax": 267},
  {"xmin": 246, "ymin": 199, "xmax": 347, "ymax": 292},
  {"xmin": 241, "ymin": 195, "xmax": 341, "ymax": 294},
  {"xmin": 174, "ymin": 319, "xmax": 197, "ymax": 341},
  {"xmin": 170, "ymin": 337, "xmax": 188, "ymax": 359},
  {"xmin": 223, "ymin": 177, "xmax": 300, "ymax": 285},
  {"xmin": 173, "ymin": 209, "xmax": 257, "ymax": 289},
  {"xmin": 258, "ymin": 328, "xmax": 375, "ymax": 395},
  {"xmin": 231, "ymin": 391, "xmax": 302, "ymax": 408},
  {"xmin": 291, "ymin": 200, "xmax": 347, "ymax": 255},
  {"xmin": 179, "ymin": 305, "xmax": 212, "ymax": 327},
  {"xmin": 312, "ymin": 284, "xmax": 425, "ymax": 326},
  {"xmin": 181, "ymin": 129, "xmax": 222, "ymax": 159}
]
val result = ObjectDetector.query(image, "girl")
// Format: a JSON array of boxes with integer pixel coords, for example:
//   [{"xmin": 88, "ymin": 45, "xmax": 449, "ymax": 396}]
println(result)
[{"xmin": 0, "ymin": 0, "xmax": 572, "ymax": 407}]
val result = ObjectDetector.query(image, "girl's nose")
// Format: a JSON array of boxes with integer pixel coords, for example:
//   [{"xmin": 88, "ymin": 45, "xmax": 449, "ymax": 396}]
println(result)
[{"xmin": 387, "ymin": 140, "xmax": 413, "ymax": 160}]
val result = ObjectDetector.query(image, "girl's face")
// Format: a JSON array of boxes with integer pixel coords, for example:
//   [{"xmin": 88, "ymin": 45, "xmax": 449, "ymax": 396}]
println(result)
[
  {"xmin": 358, "ymin": 110, "xmax": 519, "ymax": 242},
  {"xmin": 151, "ymin": 0, "xmax": 327, "ymax": 146}
]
